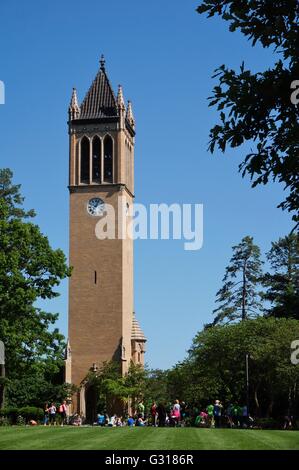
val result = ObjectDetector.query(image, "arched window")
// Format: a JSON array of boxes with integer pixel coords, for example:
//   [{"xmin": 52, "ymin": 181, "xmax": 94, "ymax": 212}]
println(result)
[
  {"xmin": 80, "ymin": 137, "xmax": 90, "ymax": 184},
  {"xmin": 104, "ymin": 135, "xmax": 113, "ymax": 183},
  {"xmin": 92, "ymin": 136, "xmax": 101, "ymax": 183}
]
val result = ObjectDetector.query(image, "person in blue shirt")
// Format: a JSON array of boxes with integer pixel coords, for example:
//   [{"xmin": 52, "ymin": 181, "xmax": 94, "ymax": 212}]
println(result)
[
  {"xmin": 213, "ymin": 400, "xmax": 223, "ymax": 428},
  {"xmin": 127, "ymin": 416, "xmax": 135, "ymax": 427},
  {"xmin": 97, "ymin": 413, "xmax": 106, "ymax": 426},
  {"xmin": 136, "ymin": 416, "xmax": 145, "ymax": 426}
]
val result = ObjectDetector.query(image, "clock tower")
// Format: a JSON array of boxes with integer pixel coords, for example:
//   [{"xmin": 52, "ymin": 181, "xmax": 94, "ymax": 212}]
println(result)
[{"xmin": 66, "ymin": 56, "xmax": 146, "ymax": 418}]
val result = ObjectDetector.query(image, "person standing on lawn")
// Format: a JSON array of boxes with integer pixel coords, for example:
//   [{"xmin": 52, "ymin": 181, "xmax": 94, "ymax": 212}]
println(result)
[
  {"xmin": 137, "ymin": 400, "xmax": 145, "ymax": 419},
  {"xmin": 172, "ymin": 399, "xmax": 181, "ymax": 426},
  {"xmin": 48, "ymin": 403, "xmax": 57, "ymax": 426},
  {"xmin": 151, "ymin": 401, "xmax": 158, "ymax": 427},
  {"xmin": 58, "ymin": 400, "xmax": 68, "ymax": 426},
  {"xmin": 213, "ymin": 400, "xmax": 223, "ymax": 428},
  {"xmin": 43, "ymin": 403, "xmax": 49, "ymax": 426},
  {"xmin": 226, "ymin": 403, "xmax": 234, "ymax": 428},
  {"xmin": 206, "ymin": 403, "xmax": 214, "ymax": 427},
  {"xmin": 157, "ymin": 402, "xmax": 166, "ymax": 427}
]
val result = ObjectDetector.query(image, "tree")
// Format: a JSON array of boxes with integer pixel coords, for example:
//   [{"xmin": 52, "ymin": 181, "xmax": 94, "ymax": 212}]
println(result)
[
  {"xmin": 143, "ymin": 369, "xmax": 169, "ymax": 409},
  {"xmin": 263, "ymin": 233, "xmax": 299, "ymax": 319},
  {"xmin": 167, "ymin": 362, "xmax": 201, "ymax": 405},
  {"xmin": 123, "ymin": 362, "xmax": 147, "ymax": 413},
  {"xmin": 212, "ymin": 236, "xmax": 263, "ymax": 325},
  {"xmin": 87, "ymin": 361, "xmax": 147, "ymax": 417},
  {"xmin": 0, "ymin": 168, "xmax": 71, "ymax": 406},
  {"xmin": 5, "ymin": 375, "xmax": 75, "ymax": 408},
  {"xmin": 197, "ymin": 1, "xmax": 299, "ymax": 228},
  {"xmin": 0, "ymin": 168, "xmax": 35, "ymax": 220},
  {"xmin": 183, "ymin": 317, "xmax": 299, "ymax": 417}
]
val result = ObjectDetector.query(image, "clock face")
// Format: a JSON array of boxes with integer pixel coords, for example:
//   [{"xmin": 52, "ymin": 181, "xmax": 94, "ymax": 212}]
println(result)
[{"xmin": 87, "ymin": 198, "xmax": 105, "ymax": 217}]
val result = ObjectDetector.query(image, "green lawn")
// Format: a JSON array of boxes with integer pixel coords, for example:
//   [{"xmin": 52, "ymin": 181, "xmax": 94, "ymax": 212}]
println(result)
[{"xmin": 0, "ymin": 427, "xmax": 298, "ymax": 450}]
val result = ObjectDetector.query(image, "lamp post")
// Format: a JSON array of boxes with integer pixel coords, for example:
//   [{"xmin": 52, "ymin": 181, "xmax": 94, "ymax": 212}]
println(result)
[
  {"xmin": 245, "ymin": 354, "xmax": 250, "ymax": 417},
  {"xmin": 0, "ymin": 341, "xmax": 5, "ymax": 409}
]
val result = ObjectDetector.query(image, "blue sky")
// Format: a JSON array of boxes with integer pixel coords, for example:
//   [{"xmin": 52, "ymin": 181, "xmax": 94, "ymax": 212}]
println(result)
[{"xmin": 0, "ymin": 0, "xmax": 293, "ymax": 369}]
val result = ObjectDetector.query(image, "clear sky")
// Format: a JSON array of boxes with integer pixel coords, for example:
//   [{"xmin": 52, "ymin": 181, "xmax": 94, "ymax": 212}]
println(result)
[{"xmin": 0, "ymin": 0, "xmax": 293, "ymax": 369}]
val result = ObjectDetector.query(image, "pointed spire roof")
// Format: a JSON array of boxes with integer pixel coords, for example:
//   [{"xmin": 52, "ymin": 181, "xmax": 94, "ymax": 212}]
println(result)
[
  {"xmin": 126, "ymin": 100, "xmax": 135, "ymax": 128},
  {"xmin": 65, "ymin": 338, "xmax": 71, "ymax": 360},
  {"xmin": 80, "ymin": 55, "xmax": 118, "ymax": 120},
  {"xmin": 69, "ymin": 87, "xmax": 80, "ymax": 120},
  {"xmin": 70, "ymin": 87, "xmax": 79, "ymax": 109},
  {"xmin": 131, "ymin": 312, "xmax": 146, "ymax": 342},
  {"xmin": 117, "ymin": 84, "xmax": 125, "ymax": 111}
]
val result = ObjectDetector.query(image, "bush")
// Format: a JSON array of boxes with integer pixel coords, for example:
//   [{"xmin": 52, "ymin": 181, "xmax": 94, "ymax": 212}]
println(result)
[
  {"xmin": 0, "ymin": 416, "xmax": 10, "ymax": 426},
  {"xmin": 0, "ymin": 406, "xmax": 43, "ymax": 424},
  {"xmin": 18, "ymin": 407, "xmax": 44, "ymax": 423},
  {"xmin": 0, "ymin": 407, "xmax": 19, "ymax": 424}
]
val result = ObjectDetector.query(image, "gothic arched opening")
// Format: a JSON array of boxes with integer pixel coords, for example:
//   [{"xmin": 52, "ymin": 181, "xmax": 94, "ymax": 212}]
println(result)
[
  {"xmin": 104, "ymin": 135, "xmax": 113, "ymax": 183},
  {"xmin": 80, "ymin": 137, "xmax": 90, "ymax": 184},
  {"xmin": 92, "ymin": 136, "xmax": 101, "ymax": 183},
  {"xmin": 85, "ymin": 384, "xmax": 97, "ymax": 424}
]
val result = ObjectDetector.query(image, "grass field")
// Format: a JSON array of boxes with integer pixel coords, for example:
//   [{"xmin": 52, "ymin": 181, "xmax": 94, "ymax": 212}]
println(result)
[{"xmin": 0, "ymin": 427, "xmax": 298, "ymax": 450}]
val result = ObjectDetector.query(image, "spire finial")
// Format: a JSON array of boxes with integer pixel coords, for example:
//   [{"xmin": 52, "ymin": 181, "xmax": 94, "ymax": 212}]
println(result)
[
  {"xmin": 69, "ymin": 87, "xmax": 80, "ymax": 120},
  {"xmin": 100, "ymin": 54, "xmax": 106, "ymax": 70},
  {"xmin": 117, "ymin": 84, "xmax": 125, "ymax": 111},
  {"xmin": 69, "ymin": 88, "xmax": 80, "ymax": 120},
  {"xmin": 126, "ymin": 100, "xmax": 135, "ymax": 128}
]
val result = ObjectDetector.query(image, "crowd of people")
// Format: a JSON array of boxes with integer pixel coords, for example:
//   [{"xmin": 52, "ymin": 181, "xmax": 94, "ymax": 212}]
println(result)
[
  {"xmin": 39, "ymin": 398, "xmax": 296, "ymax": 429},
  {"xmin": 43, "ymin": 401, "xmax": 68, "ymax": 426},
  {"xmin": 94, "ymin": 399, "xmax": 252, "ymax": 429}
]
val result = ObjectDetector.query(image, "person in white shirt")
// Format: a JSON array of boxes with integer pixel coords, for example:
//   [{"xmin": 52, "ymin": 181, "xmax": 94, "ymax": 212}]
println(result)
[{"xmin": 48, "ymin": 403, "xmax": 56, "ymax": 425}]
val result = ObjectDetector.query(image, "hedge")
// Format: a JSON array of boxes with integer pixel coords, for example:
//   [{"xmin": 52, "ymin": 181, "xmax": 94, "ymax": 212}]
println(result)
[{"xmin": 0, "ymin": 406, "xmax": 44, "ymax": 424}]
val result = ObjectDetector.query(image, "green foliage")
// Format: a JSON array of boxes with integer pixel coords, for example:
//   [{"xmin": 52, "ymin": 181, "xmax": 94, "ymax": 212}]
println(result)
[
  {"xmin": 87, "ymin": 361, "xmax": 147, "ymax": 415},
  {"xmin": 0, "ymin": 407, "xmax": 18, "ymax": 424},
  {"xmin": 18, "ymin": 407, "xmax": 44, "ymax": 422},
  {"xmin": 0, "ymin": 168, "xmax": 35, "ymax": 220},
  {"xmin": 143, "ymin": 369, "xmax": 169, "ymax": 409},
  {"xmin": 5, "ymin": 375, "xmax": 76, "ymax": 408},
  {"xmin": 0, "ymin": 406, "xmax": 43, "ymax": 424},
  {"xmin": 0, "ymin": 416, "xmax": 10, "ymax": 426},
  {"xmin": 0, "ymin": 168, "xmax": 72, "ymax": 407},
  {"xmin": 167, "ymin": 363, "xmax": 195, "ymax": 403},
  {"xmin": 171, "ymin": 317, "xmax": 299, "ymax": 417},
  {"xmin": 124, "ymin": 362, "xmax": 147, "ymax": 411},
  {"xmin": 263, "ymin": 233, "xmax": 299, "ymax": 319},
  {"xmin": 88, "ymin": 362, "xmax": 173, "ymax": 416},
  {"xmin": 212, "ymin": 236, "xmax": 263, "ymax": 325},
  {"xmin": 197, "ymin": 1, "xmax": 299, "ymax": 227}
]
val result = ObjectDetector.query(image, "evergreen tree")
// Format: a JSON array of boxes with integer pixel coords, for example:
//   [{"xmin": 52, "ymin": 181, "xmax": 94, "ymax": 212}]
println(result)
[
  {"xmin": 263, "ymin": 233, "xmax": 299, "ymax": 319},
  {"xmin": 0, "ymin": 168, "xmax": 35, "ymax": 220},
  {"xmin": 212, "ymin": 236, "xmax": 263, "ymax": 325}
]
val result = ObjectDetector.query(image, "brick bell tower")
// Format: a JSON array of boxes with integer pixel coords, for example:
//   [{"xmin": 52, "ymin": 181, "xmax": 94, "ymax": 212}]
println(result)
[{"xmin": 65, "ymin": 56, "xmax": 146, "ymax": 419}]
